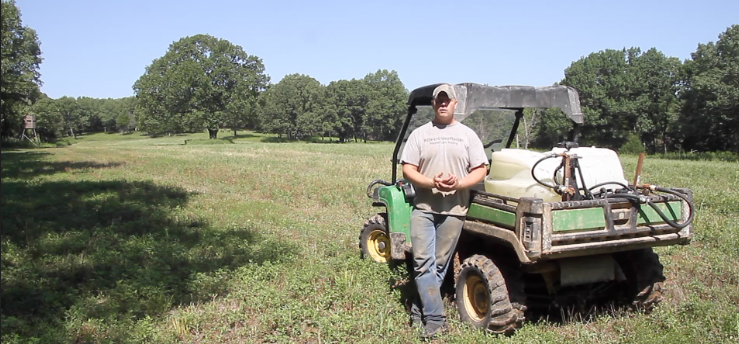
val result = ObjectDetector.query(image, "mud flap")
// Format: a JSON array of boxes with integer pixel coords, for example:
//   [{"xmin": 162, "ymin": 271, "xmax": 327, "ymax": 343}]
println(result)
[
  {"xmin": 559, "ymin": 255, "xmax": 621, "ymax": 286},
  {"xmin": 390, "ymin": 232, "xmax": 407, "ymax": 260}
]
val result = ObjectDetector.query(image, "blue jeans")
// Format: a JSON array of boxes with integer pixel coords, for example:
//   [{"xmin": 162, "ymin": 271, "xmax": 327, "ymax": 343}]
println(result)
[{"xmin": 409, "ymin": 209, "xmax": 464, "ymax": 326}]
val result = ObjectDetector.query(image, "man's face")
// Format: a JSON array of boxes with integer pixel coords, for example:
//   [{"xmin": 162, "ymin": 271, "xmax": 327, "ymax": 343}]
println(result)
[{"xmin": 432, "ymin": 92, "xmax": 457, "ymax": 124}]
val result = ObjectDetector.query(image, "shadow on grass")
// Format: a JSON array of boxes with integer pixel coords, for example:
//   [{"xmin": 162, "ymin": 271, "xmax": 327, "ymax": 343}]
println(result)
[
  {"xmin": 183, "ymin": 138, "xmax": 234, "ymax": 145},
  {"xmin": 387, "ymin": 257, "xmax": 458, "ymax": 322},
  {"xmin": 1, "ymin": 140, "xmax": 40, "ymax": 149},
  {"xmin": 220, "ymin": 133, "xmax": 258, "ymax": 140},
  {"xmin": 0, "ymin": 152, "xmax": 297, "ymax": 342},
  {"xmin": 104, "ymin": 131, "xmax": 139, "ymax": 135},
  {"xmin": 260, "ymin": 136, "xmax": 301, "ymax": 143},
  {"xmin": 1, "ymin": 151, "xmax": 124, "ymax": 179}
]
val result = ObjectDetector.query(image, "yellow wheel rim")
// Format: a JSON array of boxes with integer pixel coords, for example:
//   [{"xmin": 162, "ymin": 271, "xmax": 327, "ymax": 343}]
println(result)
[
  {"xmin": 367, "ymin": 230, "xmax": 391, "ymax": 263},
  {"xmin": 463, "ymin": 274, "xmax": 489, "ymax": 321}
]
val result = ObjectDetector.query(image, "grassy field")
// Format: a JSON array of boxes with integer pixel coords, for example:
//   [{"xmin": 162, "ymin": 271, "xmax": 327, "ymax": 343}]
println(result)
[{"xmin": 1, "ymin": 131, "xmax": 737, "ymax": 343}]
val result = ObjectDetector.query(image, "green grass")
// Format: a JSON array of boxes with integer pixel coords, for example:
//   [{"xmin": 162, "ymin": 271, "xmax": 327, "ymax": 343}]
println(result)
[{"xmin": 1, "ymin": 132, "xmax": 737, "ymax": 343}]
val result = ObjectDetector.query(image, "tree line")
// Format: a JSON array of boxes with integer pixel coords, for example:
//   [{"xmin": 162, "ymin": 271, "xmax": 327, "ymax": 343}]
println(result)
[
  {"xmin": 131, "ymin": 33, "xmax": 407, "ymax": 142},
  {"xmin": 549, "ymin": 27, "xmax": 738, "ymax": 153},
  {"xmin": 2, "ymin": 0, "xmax": 736, "ymax": 152}
]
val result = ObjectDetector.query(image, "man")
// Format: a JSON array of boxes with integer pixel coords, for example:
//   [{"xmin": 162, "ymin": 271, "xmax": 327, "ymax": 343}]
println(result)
[{"xmin": 400, "ymin": 83, "xmax": 488, "ymax": 339}]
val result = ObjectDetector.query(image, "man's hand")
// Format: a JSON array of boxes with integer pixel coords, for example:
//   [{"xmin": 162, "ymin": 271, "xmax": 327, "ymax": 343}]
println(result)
[
  {"xmin": 434, "ymin": 172, "xmax": 458, "ymax": 192},
  {"xmin": 433, "ymin": 165, "xmax": 488, "ymax": 192}
]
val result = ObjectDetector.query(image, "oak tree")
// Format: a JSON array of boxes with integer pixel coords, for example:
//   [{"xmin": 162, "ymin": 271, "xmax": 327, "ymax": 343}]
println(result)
[{"xmin": 133, "ymin": 34, "xmax": 268, "ymax": 138}]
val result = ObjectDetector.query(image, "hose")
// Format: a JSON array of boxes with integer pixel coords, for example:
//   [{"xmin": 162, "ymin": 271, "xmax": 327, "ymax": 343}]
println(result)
[
  {"xmin": 366, "ymin": 179, "xmax": 392, "ymax": 198},
  {"xmin": 643, "ymin": 186, "xmax": 695, "ymax": 229},
  {"xmin": 604, "ymin": 187, "xmax": 694, "ymax": 229},
  {"xmin": 588, "ymin": 182, "xmax": 636, "ymax": 198},
  {"xmin": 588, "ymin": 181, "xmax": 632, "ymax": 192},
  {"xmin": 574, "ymin": 159, "xmax": 594, "ymax": 199},
  {"xmin": 531, "ymin": 154, "xmax": 561, "ymax": 190},
  {"xmin": 532, "ymin": 153, "xmax": 594, "ymax": 200}
]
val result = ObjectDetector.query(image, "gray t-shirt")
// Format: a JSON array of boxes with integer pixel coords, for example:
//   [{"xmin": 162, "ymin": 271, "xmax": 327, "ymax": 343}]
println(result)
[{"xmin": 400, "ymin": 121, "xmax": 488, "ymax": 216}]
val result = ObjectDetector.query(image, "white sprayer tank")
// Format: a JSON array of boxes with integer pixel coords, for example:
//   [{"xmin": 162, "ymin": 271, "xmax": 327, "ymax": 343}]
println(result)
[{"xmin": 484, "ymin": 147, "xmax": 628, "ymax": 202}]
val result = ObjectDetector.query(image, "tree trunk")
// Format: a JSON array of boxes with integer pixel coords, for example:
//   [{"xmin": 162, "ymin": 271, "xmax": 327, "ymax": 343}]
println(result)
[
  {"xmin": 233, "ymin": 129, "xmax": 237, "ymax": 137},
  {"xmin": 522, "ymin": 109, "xmax": 539, "ymax": 149},
  {"xmin": 523, "ymin": 116, "xmax": 529, "ymax": 148},
  {"xmin": 662, "ymin": 132, "xmax": 668, "ymax": 154},
  {"xmin": 208, "ymin": 128, "xmax": 218, "ymax": 139}
]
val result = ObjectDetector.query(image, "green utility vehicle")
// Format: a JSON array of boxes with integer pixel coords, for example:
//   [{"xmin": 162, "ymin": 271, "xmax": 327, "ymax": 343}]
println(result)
[{"xmin": 360, "ymin": 83, "xmax": 694, "ymax": 334}]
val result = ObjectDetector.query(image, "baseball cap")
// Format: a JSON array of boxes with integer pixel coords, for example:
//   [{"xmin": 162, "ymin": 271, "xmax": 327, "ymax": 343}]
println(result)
[{"xmin": 432, "ymin": 84, "xmax": 457, "ymax": 100}]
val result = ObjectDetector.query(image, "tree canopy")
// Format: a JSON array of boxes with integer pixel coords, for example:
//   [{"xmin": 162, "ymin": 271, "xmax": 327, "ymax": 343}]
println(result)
[
  {"xmin": 133, "ymin": 34, "xmax": 269, "ymax": 138},
  {"xmin": 362, "ymin": 69, "xmax": 407, "ymax": 141},
  {"xmin": 679, "ymin": 24, "xmax": 739, "ymax": 152},
  {"xmin": 259, "ymin": 69, "xmax": 408, "ymax": 142},
  {"xmin": 559, "ymin": 48, "xmax": 681, "ymax": 152},
  {"xmin": 323, "ymin": 78, "xmax": 368, "ymax": 142},
  {"xmin": 260, "ymin": 74, "xmax": 324, "ymax": 139},
  {"xmin": 1, "ymin": 0, "xmax": 42, "ymax": 140},
  {"xmin": 555, "ymin": 25, "xmax": 738, "ymax": 153}
]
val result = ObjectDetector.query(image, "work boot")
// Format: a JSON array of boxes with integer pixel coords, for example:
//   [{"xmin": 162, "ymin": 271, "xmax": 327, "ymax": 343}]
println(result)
[
  {"xmin": 409, "ymin": 313, "xmax": 423, "ymax": 328},
  {"xmin": 420, "ymin": 321, "xmax": 448, "ymax": 340}
]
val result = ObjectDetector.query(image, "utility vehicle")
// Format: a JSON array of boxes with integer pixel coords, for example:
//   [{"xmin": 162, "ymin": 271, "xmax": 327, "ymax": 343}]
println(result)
[{"xmin": 360, "ymin": 83, "xmax": 694, "ymax": 333}]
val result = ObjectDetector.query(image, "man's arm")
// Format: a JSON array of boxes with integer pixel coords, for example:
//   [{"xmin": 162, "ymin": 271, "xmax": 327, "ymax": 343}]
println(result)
[
  {"xmin": 457, "ymin": 164, "xmax": 487, "ymax": 189},
  {"xmin": 402, "ymin": 163, "xmax": 436, "ymax": 189}
]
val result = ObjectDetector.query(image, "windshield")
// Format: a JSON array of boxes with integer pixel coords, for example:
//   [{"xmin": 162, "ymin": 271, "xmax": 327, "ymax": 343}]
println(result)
[{"xmin": 397, "ymin": 106, "xmax": 518, "ymax": 162}]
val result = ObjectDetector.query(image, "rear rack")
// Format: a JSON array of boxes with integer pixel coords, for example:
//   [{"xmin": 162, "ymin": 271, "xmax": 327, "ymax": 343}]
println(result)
[{"xmin": 465, "ymin": 189, "xmax": 693, "ymax": 262}]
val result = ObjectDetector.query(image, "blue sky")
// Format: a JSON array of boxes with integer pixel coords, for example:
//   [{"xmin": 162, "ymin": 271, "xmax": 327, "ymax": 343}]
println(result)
[{"xmin": 14, "ymin": 0, "xmax": 739, "ymax": 100}]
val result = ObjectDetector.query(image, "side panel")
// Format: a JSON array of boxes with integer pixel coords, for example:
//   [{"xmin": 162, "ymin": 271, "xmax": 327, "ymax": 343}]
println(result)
[
  {"xmin": 378, "ymin": 185, "xmax": 412, "ymax": 243},
  {"xmin": 636, "ymin": 202, "xmax": 681, "ymax": 224},
  {"xmin": 467, "ymin": 203, "xmax": 517, "ymax": 229},
  {"xmin": 551, "ymin": 208, "xmax": 606, "ymax": 232}
]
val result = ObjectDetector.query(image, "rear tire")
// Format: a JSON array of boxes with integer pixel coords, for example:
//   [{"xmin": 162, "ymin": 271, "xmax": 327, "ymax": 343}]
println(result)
[
  {"xmin": 360, "ymin": 213, "xmax": 391, "ymax": 263},
  {"xmin": 499, "ymin": 265, "xmax": 527, "ymax": 326},
  {"xmin": 455, "ymin": 255, "xmax": 521, "ymax": 334},
  {"xmin": 614, "ymin": 248, "xmax": 665, "ymax": 313}
]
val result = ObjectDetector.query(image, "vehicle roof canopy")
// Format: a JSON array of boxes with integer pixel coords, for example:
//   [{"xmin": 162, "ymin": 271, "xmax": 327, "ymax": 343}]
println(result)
[{"xmin": 407, "ymin": 83, "xmax": 584, "ymax": 124}]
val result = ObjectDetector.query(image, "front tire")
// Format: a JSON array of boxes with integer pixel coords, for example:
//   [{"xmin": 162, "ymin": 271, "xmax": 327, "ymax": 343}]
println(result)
[
  {"xmin": 360, "ymin": 213, "xmax": 391, "ymax": 263},
  {"xmin": 456, "ymin": 255, "xmax": 521, "ymax": 334}
]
